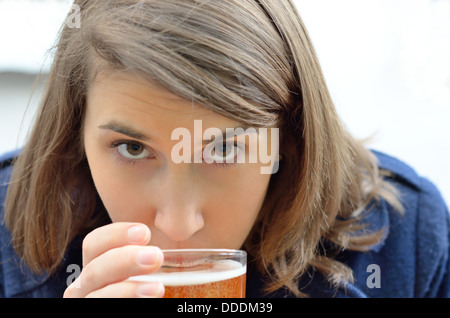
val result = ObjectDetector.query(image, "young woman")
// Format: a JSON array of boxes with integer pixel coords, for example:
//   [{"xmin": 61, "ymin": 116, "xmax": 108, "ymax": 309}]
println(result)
[{"xmin": 0, "ymin": 0, "xmax": 448, "ymax": 298}]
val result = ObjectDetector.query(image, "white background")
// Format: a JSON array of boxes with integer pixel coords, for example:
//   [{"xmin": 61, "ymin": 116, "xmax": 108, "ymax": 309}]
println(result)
[{"xmin": 0, "ymin": 0, "xmax": 449, "ymax": 205}]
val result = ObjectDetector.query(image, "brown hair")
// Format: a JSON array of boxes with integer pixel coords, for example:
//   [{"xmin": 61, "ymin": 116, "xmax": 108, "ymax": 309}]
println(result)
[{"xmin": 4, "ymin": 0, "xmax": 402, "ymax": 296}]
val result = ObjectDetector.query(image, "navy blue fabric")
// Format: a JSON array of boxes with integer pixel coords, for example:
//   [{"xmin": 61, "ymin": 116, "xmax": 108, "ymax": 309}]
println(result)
[{"xmin": 1, "ymin": 149, "xmax": 449, "ymax": 297}]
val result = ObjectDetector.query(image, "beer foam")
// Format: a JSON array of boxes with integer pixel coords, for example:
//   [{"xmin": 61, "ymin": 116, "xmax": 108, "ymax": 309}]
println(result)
[{"xmin": 129, "ymin": 260, "xmax": 246, "ymax": 286}]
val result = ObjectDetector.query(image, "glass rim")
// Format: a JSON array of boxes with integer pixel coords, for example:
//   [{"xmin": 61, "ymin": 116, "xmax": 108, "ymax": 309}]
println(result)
[{"xmin": 161, "ymin": 248, "xmax": 246, "ymax": 256}]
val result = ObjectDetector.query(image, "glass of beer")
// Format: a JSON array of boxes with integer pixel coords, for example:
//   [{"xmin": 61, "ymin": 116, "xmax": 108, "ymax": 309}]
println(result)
[{"xmin": 129, "ymin": 249, "xmax": 246, "ymax": 298}]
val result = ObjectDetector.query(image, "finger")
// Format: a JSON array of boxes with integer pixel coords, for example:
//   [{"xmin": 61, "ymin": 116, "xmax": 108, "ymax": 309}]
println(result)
[
  {"xmin": 82, "ymin": 222, "xmax": 151, "ymax": 266},
  {"xmin": 85, "ymin": 281, "xmax": 165, "ymax": 298},
  {"xmin": 65, "ymin": 245, "xmax": 163, "ymax": 298}
]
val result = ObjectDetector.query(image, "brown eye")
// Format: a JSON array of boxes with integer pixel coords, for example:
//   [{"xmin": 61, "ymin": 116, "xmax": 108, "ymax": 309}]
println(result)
[
  {"xmin": 127, "ymin": 143, "xmax": 144, "ymax": 155},
  {"xmin": 203, "ymin": 141, "xmax": 242, "ymax": 164},
  {"xmin": 117, "ymin": 142, "xmax": 150, "ymax": 159},
  {"xmin": 215, "ymin": 143, "xmax": 235, "ymax": 157}
]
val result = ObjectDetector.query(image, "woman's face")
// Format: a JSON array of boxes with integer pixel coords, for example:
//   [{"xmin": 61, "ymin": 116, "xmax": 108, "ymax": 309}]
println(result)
[{"xmin": 83, "ymin": 72, "xmax": 275, "ymax": 249}]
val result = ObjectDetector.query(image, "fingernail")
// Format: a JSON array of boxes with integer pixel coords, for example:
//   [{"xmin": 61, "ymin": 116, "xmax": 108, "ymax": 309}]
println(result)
[
  {"xmin": 128, "ymin": 225, "xmax": 149, "ymax": 243},
  {"xmin": 138, "ymin": 282, "xmax": 164, "ymax": 297},
  {"xmin": 137, "ymin": 247, "xmax": 161, "ymax": 266}
]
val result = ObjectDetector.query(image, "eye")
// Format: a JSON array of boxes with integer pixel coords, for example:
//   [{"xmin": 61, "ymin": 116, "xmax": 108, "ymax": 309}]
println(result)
[
  {"xmin": 116, "ymin": 142, "xmax": 151, "ymax": 160},
  {"xmin": 204, "ymin": 141, "xmax": 243, "ymax": 164}
]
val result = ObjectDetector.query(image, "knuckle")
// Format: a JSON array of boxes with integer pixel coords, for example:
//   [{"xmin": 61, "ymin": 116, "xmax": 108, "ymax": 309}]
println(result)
[
  {"xmin": 82, "ymin": 233, "xmax": 94, "ymax": 256},
  {"xmin": 63, "ymin": 284, "xmax": 78, "ymax": 298},
  {"xmin": 81, "ymin": 262, "xmax": 97, "ymax": 285},
  {"xmin": 63, "ymin": 288, "xmax": 72, "ymax": 298}
]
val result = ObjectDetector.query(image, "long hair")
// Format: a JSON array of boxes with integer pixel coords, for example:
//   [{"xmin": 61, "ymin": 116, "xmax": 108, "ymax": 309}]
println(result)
[{"xmin": 4, "ymin": 0, "xmax": 402, "ymax": 296}]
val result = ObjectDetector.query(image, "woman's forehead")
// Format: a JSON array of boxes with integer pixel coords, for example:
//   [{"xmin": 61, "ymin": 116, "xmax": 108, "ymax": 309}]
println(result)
[{"xmin": 87, "ymin": 72, "xmax": 242, "ymax": 129}]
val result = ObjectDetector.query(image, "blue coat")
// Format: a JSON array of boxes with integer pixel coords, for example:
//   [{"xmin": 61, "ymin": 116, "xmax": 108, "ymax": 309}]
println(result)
[{"xmin": 1, "ymin": 149, "xmax": 449, "ymax": 297}]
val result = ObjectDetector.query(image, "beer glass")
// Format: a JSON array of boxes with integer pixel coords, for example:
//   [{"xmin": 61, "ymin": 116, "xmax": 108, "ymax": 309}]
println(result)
[{"xmin": 129, "ymin": 249, "xmax": 246, "ymax": 298}]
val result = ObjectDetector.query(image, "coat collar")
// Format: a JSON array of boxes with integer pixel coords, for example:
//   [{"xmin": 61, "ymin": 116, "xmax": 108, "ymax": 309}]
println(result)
[{"xmin": 359, "ymin": 199, "xmax": 391, "ymax": 252}]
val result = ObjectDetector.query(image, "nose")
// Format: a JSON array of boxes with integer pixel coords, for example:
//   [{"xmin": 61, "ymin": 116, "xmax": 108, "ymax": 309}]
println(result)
[
  {"xmin": 154, "ymin": 205, "xmax": 204, "ymax": 242},
  {"xmin": 152, "ymin": 166, "xmax": 205, "ymax": 242}
]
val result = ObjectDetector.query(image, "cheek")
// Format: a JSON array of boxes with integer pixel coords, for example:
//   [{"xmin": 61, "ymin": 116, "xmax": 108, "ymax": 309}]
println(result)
[
  {"xmin": 94, "ymin": 171, "xmax": 151, "ymax": 223},
  {"xmin": 85, "ymin": 147, "xmax": 148, "ymax": 222},
  {"xmin": 207, "ymin": 172, "xmax": 270, "ymax": 245}
]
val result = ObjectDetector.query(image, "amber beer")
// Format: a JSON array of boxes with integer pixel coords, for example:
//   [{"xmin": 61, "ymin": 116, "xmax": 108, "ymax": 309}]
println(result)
[{"xmin": 130, "ymin": 249, "xmax": 246, "ymax": 298}]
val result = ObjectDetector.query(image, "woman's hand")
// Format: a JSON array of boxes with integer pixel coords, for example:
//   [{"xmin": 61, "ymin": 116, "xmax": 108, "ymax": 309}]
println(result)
[{"xmin": 63, "ymin": 222, "xmax": 164, "ymax": 298}]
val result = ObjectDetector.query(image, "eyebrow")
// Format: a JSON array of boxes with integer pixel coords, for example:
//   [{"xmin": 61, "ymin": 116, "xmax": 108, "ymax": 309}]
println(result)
[
  {"xmin": 98, "ymin": 121, "xmax": 151, "ymax": 141},
  {"xmin": 99, "ymin": 121, "xmax": 258, "ymax": 144}
]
